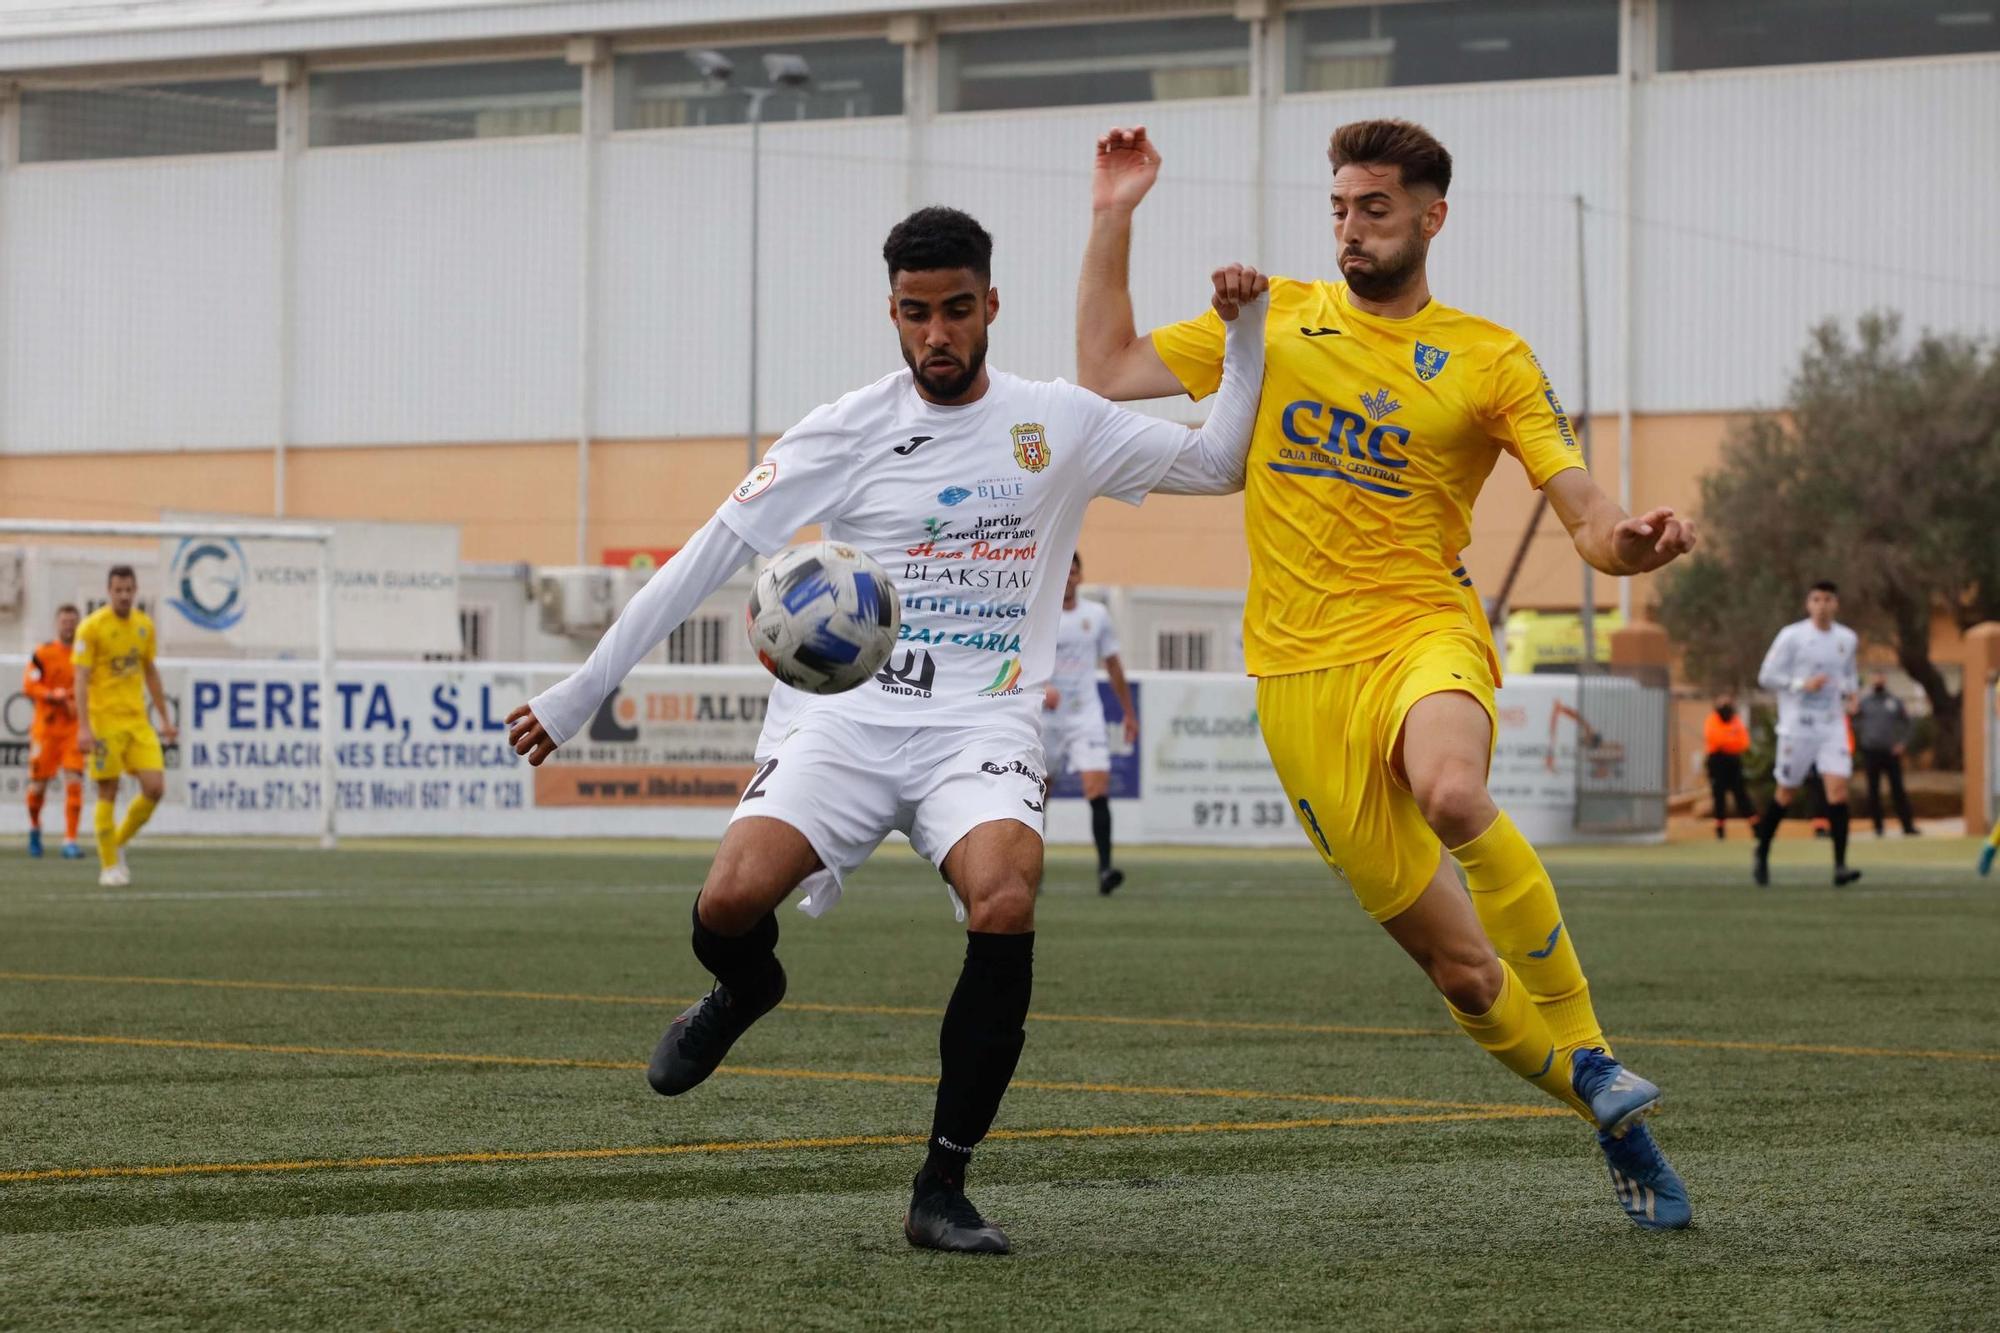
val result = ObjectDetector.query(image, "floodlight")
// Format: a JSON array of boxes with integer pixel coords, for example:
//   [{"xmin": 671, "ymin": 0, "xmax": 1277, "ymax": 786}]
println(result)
[
  {"xmin": 762, "ymin": 52, "xmax": 813, "ymax": 90},
  {"xmin": 686, "ymin": 49, "xmax": 734, "ymax": 83}
]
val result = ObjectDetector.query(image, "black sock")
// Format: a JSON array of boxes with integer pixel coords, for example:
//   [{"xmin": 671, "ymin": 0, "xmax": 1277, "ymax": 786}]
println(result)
[
  {"xmin": 923, "ymin": 930, "xmax": 1034, "ymax": 1190},
  {"xmin": 689, "ymin": 899, "xmax": 783, "ymax": 1002},
  {"xmin": 1753, "ymin": 798, "xmax": 1787, "ymax": 851},
  {"xmin": 1828, "ymin": 802, "xmax": 1850, "ymax": 869},
  {"xmin": 1089, "ymin": 796, "xmax": 1113, "ymax": 872}
]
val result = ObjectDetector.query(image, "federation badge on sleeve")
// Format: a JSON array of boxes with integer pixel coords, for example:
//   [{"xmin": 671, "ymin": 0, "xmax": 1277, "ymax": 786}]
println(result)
[
  {"xmin": 1010, "ymin": 423, "xmax": 1050, "ymax": 473},
  {"xmin": 733, "ymin": 461, "xmax": 778, "ymax": 503},
  {"xmin": 1413, "ymin": 342, "xmax": 1451, "ymax": 382}
]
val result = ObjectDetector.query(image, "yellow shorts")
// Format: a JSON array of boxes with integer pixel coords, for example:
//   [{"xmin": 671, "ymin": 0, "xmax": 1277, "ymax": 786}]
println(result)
[
  {"xmin": 88, "ymin": 724, "xmax": 165, "ymax": 782},
  {"xmin": 1257, "ymin": 627, "xmax": 1498, "ymax": 923}
]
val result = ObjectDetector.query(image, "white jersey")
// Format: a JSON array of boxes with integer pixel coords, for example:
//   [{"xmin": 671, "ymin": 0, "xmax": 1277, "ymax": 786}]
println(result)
[
  {"xmin": 1049, "ymin": 597, "xmax": 1118, "ymax": 723},
  {"xmin": 1757, "ymin": 618, "xmax": 1859, "ymax": 736},
  {"xmin": 528, "ymin": 298, "xmax": 1265, "ymax": 753},
  {"xmin": 724, "ymin": 369, "xmax": 1235, "ymax": 731}
]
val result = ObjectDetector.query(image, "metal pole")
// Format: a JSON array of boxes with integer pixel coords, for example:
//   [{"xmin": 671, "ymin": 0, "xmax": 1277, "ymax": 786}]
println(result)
[
  {"xmin": 575, "ymin": 51, "xmax": 602, "ymax": 566},
  {"xmin": 1616, "ymin": 0, "xmax": 1637, "ymax": 623},
  {"xmin": 746, "ymin": 88, "xmax": 769, "ymax": 474},
  {"xmin": 317, "ymin": 535, "xmax": 337, "ymax": 849},
  {"xmin": 1575, "ymin": 193, "xmax": 1596, "ymax": 671}
]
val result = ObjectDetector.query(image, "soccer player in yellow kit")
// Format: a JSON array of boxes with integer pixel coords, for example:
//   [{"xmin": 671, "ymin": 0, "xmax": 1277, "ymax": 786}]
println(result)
[
  {"xmin": 73, "ymin": 564, "xmax": 178, "ymax": 887},
  {"xmin": 1079, "ymin": 120, "xmax": 1697, "ymax": 1229}
]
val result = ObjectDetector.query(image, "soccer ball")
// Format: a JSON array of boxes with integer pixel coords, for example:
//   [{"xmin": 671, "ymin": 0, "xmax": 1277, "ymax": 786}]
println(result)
[{"xmin": 746, "ymin": 541, "xmax": 901, "ymax": 694}]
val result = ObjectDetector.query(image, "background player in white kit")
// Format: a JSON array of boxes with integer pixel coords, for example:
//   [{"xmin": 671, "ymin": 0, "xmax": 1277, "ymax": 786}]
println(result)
[
  {"xmin": 1752, "ymin": 580, "xmax": 1863, "ymax": 887},
  {"xmin": 1042, "ymin": 552, "xmax": 1137, "ymax": 894},
  {"xmin": 507, "ymin": 207, "xmax": 1270, "ymax": 1254}
]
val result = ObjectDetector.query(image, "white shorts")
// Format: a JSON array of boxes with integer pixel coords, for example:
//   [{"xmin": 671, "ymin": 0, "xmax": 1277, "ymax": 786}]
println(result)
[
  {"xmin": 732, "ymin": 709, "xmax": 1046, "ymax": 920},
  {"xmin": 1041, "ymin": 708, "xmax": 1110, "ymax": 777},
  {"xmin": 1774, "ymin": 727, "xmax": 1853, "ymax": 789}
]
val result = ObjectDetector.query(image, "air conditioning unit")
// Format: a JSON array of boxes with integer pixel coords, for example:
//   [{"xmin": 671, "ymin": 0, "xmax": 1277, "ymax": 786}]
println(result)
[
  {"xmin": 535, "ymin": 568, "xmax": 619, "ymax": 637},
  {"xmin": 611, "ymin": 566, "xmax": 653, "ymax": 615}
]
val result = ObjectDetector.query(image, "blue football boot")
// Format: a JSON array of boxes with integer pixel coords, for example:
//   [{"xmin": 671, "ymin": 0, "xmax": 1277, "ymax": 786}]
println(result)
[
  {"xmin": 1597, "ymin": 1121, "xmax": 1692, "ymax": 1230},
  {"xmin": 61, "ymin": 840, "xmax": 85, "ymax": 860},
  {"xmin": 27, "ymin": 828, "xmax": 43, "ymax": 858},
  {"xmin": 1570, "ymin": 1047, "xmax": 1661, "ymax": 1138},
  {"xmin": 1980, "ymin": 844, "xmax": 1996, "ymax": 877}
]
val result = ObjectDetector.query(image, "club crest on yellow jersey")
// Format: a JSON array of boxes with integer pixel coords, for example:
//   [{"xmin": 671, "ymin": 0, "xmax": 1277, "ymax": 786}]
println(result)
[
  {"xmin": 1359, "ymin": 388, "xmax": 1402, "ymax": 422},
  {"xmin": 1010, "ymin": 423, "xmax": 1050, "ymax": 473},
  {"xmin": 1413, "ymin": 341, "xmax": 1451, "ymax": 382}
]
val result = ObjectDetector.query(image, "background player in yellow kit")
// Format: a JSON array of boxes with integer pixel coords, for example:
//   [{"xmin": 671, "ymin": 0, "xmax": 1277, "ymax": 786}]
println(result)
[
  {"xmin": 73, "ymin": 564, "xmax": 178, "ymax": 887},
  {"xmin": 1078, "ymin": 119, "xmax": 1698, "ymax": 1229},
  {"xmin": 23, "ymin": 604, "xmax": 87, "ymax": 860}
]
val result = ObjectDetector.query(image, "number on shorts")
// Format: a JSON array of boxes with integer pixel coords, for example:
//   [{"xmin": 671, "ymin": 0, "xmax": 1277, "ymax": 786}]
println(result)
[{"xmin": 741, "ymin": 758, "xmax": 778, "ymax": 802}]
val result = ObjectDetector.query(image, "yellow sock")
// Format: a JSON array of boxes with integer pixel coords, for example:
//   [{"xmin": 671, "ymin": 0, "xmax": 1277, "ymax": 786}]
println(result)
[
  {"xmin": 1452, "ymin": 810, "xmax": 1608, "ymax": 1062},
  {"xmin": 1447, "ymin": 963, "xmax": 1591, "ymax": 1120},
  {"xmin": 115, "ymin": 792, "xmax": 157, "ymax": 848},
  {"xmin": 1988, "ymin": 816, "xmax": 2000, "ymax": 849},
  {"xmin": 95, "ymin": 799, "xmax": 119, "ymax": 869}
]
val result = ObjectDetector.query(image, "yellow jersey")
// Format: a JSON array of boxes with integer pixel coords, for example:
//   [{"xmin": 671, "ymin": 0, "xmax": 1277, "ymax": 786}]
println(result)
[
  {"xmin": 72, "ymin": 605, "xmax": 157, "ymax": 731},
  {"xmin": 1152, "ymin": 278, "xmax": 1584, "ymax": 680}
]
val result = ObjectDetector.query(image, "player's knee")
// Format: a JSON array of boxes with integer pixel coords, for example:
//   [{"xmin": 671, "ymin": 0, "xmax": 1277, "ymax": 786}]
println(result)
[
  {"xmin": 1431, "ymin": 948, "xmax": 1503, "ymax": 1014},
  {"xmin": 1413, "ymin": 762, "xmax": 1493, "ymax": 845},
  {"xmin": 698, "ymin": 862, "xmax": 784, "ymax": 936},
  {"xmin": 961, "ymin": 875, "xmax": 1037, "ymax": 934}
]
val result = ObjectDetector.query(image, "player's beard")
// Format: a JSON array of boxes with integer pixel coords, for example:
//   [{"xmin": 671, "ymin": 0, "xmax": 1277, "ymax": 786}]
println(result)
[
  {"xmin": 1339, "ymin": 223, "xmax": 1425, "ymax": 302},
  {"xmin": 906, "ymin": 332, "xmax": 987, "ymax": 402}
]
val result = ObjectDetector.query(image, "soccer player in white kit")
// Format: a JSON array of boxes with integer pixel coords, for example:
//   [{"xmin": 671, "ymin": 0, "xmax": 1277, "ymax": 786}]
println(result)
[
  {"xmin": 507, "ymin": 208, "xmax": 1270, "ymax": 1254},
  {"xmin": 1752, "ymin": 580, "xmax": 1863, "ymax": 887},
  {"xmin": 1042, "ymin": 552, "xmax": 1136, "ymax": 894}
]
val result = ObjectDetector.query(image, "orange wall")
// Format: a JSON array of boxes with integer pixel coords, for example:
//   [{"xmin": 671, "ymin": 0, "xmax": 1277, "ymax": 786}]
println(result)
[
  {"xmin": 0, "ymin": 412, "xmax": 1734, "ymax": 589},
  {"xmin": 0, "ymin": 452, "xmax": 275, "ymax": 524}
]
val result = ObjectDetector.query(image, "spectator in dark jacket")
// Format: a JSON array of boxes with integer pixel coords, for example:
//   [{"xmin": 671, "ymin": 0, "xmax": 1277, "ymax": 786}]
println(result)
[{"xmin": 1853, "ymin": 674, "xmax": 1919, "ymax": 837}]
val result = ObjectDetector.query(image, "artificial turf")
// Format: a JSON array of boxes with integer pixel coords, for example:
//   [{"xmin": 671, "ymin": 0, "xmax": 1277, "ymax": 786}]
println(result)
[{"xmin": 2, "ymin": 833, "xmax": 1995, "ymax": 1330}]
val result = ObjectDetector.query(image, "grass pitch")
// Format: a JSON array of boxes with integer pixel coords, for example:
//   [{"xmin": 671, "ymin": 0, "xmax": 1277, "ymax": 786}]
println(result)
[{"xmin": 2, "ymin": 833, "xmax": 1996, "ymax": 1330}]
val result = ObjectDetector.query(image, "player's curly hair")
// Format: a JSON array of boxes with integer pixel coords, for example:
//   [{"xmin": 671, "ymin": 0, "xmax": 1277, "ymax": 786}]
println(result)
[
  {"xmin": 882, "ymin": 206, "xmax": 993, "ymax": 282},
  {"xmin": 1328, "ymin": 119, "xmax": 1453, "ymax": 196}
]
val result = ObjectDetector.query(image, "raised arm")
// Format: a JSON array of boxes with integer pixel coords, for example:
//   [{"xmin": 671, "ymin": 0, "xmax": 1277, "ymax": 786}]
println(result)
[
  {"xmin": 1148, "ymin": 279, "xmax": 1268, "ymax": 496},
  {"xmin": 1542, "ymin": 470, "xmax": 1697, "ymax": 578},
  {"xmin": 1078, "ymin": 126, "xmax": 1190, "ymax": 402},
  {"xmin": 509, "ymin": 515, "xmax": 756, "ymax": 764}
]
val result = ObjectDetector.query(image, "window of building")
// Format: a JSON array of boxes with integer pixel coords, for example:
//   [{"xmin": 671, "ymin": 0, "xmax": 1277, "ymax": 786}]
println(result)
[
  {"xmin": 613, "ymin": 39, "xmax": 903, "ymax": 129},
  {"xmin": 1288, "ymin": 1, "xmax": 1617, "ymax": 92},
  {"xmin": 939, "ymin": 17, "xmax": 1250, "ymax": 113},
  {"xmin": 1156, "ymin": 627, "xmax": 1214, "ymax": 672},
  {"xmin": 308, "ymin": 59, "xmax": 581, "ymax": 147},
  {"xmin": 19, "ymin": 80, "xmax": 276, "ymax": 162},
  {"xmin": 665, "ymin": 615, "xmax": 727, "ymax": 665},
  {"xmin": 1662, "ymin": 0, "xmax": 2000, "ymax": 71}
]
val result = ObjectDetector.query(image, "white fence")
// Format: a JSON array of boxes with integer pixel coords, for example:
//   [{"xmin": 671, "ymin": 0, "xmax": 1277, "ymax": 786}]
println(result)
[{"xmin": 1, "ymin": 659, "xmax": 1633, "ymax": 846}]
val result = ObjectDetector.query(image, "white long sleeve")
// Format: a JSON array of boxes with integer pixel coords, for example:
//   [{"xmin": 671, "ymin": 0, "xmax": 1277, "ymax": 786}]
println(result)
[
  {"xmin": 1756, "ymin": 627, "xmax": 1797, "ymax": 693},
  {"xmin": 1150, "ymin": 292, "xmax": 1269, "ymax": 497},
  {"xmin": 529, "ymin": 515, "xmax": 757, "ymax": 746}
]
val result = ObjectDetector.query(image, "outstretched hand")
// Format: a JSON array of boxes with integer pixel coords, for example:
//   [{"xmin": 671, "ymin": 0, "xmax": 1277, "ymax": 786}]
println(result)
[
  {"xmin": 1211, "ymin": 264, "xmax": 1268, "ymax": 321},
  {"xmin": 1093, "ymin": 126, "xmax": 1161, "ymax": 214},
  {"xmin": 1611, "ymin": 507, "xmax": 1698, "ymax": 574},
  {"xmin": 506, "ymin": 703, "xmax": 558, "ymax": 767}
]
